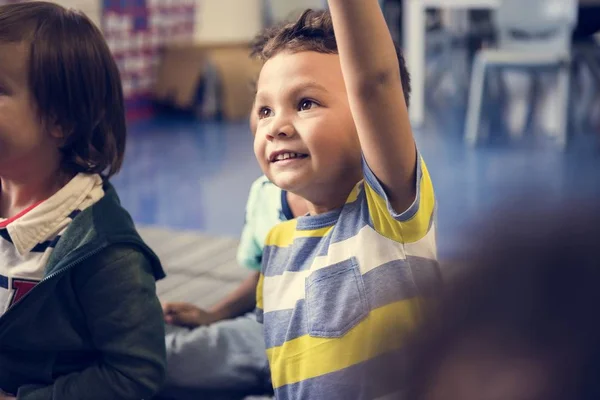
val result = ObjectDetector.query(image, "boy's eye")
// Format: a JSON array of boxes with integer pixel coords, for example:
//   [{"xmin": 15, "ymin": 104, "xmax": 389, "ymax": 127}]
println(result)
[
  {"xmin": 298, "ymin": 99, "xmax": 317, "ymax": 111},
  {"xmin": 258, "ymin": 107, "xmax": 272, "ymax": 119}
]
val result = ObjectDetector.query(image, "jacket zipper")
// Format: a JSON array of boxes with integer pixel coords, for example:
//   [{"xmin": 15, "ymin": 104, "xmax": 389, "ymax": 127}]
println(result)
[
  {"xmin": 0, "ymin": 237, "xmax": 156, "ymax": 326},
  {"xmin": 41, "ymin": 247, "xmax": 105, "ymax": 283},
  {"xmin": 0, "ymin": 246, "xmax": 107, "ymax": 325}
]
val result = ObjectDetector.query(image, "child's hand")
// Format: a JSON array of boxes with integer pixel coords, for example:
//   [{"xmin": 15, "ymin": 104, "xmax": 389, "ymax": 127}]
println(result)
[{"xmin": 162, "ymin": 302, "xmax": 219, "ymax": 328}]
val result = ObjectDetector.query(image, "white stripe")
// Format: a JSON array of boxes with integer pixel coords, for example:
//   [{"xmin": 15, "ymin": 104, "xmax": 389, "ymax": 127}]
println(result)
[
  {"xmin": 0, "ymin": 247, "xmax": 53, "ymax": 277},
  {"xmin": 405, "ymin": 223, "xmax": 437, "ymax": 260},
  {"xmin": 262, "ymin": 224, "xmax": 437, "ymax": 313},
  {"xmin": 0, "ymin": 238, "xmax": 55, "ymax": 315}
]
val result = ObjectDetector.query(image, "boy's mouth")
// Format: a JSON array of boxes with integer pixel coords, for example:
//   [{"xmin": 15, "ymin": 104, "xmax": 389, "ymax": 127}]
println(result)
[{"xmin": 269, "ymin": 151, "xmax": 309, "ymax": 163}]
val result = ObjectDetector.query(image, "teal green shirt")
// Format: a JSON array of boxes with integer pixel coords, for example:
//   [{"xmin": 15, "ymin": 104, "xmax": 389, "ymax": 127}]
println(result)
[{"xmin": 237, "ymin": 176, "xmax": 294, "ymax": 271}]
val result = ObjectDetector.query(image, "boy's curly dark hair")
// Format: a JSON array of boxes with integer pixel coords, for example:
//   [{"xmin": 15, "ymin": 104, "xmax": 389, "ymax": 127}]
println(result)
[{"xmin": 251, "ymin": 9, "xmax": 411, "ymax": 108}]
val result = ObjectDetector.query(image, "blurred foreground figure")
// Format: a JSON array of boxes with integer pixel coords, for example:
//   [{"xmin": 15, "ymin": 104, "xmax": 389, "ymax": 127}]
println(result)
[{"xmin": 405, "ymin": 199, "xmax": 600, "ymax": 400}]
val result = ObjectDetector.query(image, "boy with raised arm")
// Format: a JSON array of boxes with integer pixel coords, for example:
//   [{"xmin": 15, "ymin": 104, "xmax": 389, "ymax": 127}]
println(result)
[{"xmin": 251, "ymin": 1, "xmax": 439, "ymax": 398}]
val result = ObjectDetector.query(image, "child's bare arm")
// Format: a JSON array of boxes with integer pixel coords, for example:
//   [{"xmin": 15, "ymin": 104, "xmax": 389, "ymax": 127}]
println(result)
[{"xmin": 327, "ymin": 0, "xmax": 416, "ymax": 212}]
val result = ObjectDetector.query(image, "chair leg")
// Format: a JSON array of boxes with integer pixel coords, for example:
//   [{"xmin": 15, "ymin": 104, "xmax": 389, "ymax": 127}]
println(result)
[
  {"xmin": 465, "ymin": 55, "xmax": 487, "ymax": 146},
  {"xmin": 574, "ymin": 57, "xmax": 597, "ymax": 135},
  {"xmin": 556, "ymin": 63, "xmax": 571, "ymax": 150}
]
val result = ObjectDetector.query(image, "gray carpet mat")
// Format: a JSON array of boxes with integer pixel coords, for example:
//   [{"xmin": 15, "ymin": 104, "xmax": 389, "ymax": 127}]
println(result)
[
  {"xmin": 138, "ymin": 226, "xmax": 252, "ymax": 308},
  {"xmin": 138, "ymin": 227, "xmax": 271, "ymax": 400}
]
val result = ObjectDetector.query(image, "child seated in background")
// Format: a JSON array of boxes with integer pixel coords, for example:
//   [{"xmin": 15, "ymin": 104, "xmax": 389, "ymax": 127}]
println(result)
[
  {"xmin": 251, "ymin": 0, "xmax": 438, "ymax": 398},
  {"xmin": 162, "ymin": 176, "xmax": 307, "ymax": 395},
  {"xmin": 0, "ymin": 3, "xmax": 166, "ymax": 399}
]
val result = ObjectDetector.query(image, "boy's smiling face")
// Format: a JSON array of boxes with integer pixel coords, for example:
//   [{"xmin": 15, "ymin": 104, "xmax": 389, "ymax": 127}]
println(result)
[
  {"xmin": 252, "ymin": 51, "xmax": 363, "ymax": 209},
  {"xmin": 0, "ymin": 41, "xmax": 62, "ymax": 178}
]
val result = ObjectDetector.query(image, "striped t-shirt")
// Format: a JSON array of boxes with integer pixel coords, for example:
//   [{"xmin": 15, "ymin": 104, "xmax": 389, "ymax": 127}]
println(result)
[
  {"xmin": 0, "ymin": 173, "xmax": 104, "ymax": 315},
  {"xmin": 257, "ymin": 155, "xmax": 439, "ymax": 399}
]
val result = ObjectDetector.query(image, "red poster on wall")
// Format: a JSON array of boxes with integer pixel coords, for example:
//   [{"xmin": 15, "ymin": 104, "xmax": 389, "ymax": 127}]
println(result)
[
  {"xmin": 0, "ymin": 0, "xmax": 196, "ymax": 121},
  {"xmin": 103, "ymin": 0, "xmax": 196, "ymax": 120}
]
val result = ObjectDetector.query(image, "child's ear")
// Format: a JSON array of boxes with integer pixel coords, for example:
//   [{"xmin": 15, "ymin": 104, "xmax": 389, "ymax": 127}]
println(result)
[
  {"xmin": 49, "ymin": 125, "xmax": 63, "ymax": 139},
  {"xmin": 48, "ymin": 122, "xmax": 71, "ymax": 148},
  {"xmin": 45, "ymin": 116, "xmax": 66, "ymax": 139},
  {"xmin": 49, "ymin": 125, "xmax": 66, "ymax": 145}
]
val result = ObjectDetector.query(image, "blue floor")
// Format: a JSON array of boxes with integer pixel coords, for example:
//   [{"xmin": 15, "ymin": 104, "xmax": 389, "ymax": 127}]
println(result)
[{"xmin": 112, "ymin": 112, "xmax": 600, "ymax": 260}]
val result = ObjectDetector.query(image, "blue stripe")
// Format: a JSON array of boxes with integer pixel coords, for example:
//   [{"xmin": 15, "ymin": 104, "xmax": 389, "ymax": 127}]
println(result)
[
  {"xmin": 0, "ymin": 228, "xmax": 12, "ymax": 244},
  {"xmin": 1, "ymin": 227, "xmax": 61, "ymax": 253},
  {"xmin": 0, "ymin": 274, "xmax": 8, "ymax": 289},
  {"xmin": 364, "ymin": 259, "xmax": 419, "ymax": 309},
  {"xmin": 68, "ymin": 209, "xmax": 82, "ymax": 220},
  {"xmin": 327, "ymin": 188, "xmax": 371, "ymax": 245},
  {"xmin": 263, "ymin": 257, "xmax": 439, "ymax": 348},
  {"xmin": 263, "ymin": 233, "xmax": 343, "ymax": 278},
  {"xmin": 30, "ymin": 235, "xmax": 61, "ymax": 253},
  {"xmin": 295, "ymin": 188, "xmax": 370, "ymax": 243},
  {"xmin": 262, "ymin": 190, "xmax": 372, "ymax": 278},
  {"xmin": 262, "ymin": 236, "xmax": 322, "ymax": 277},
  {"xmin": 264, "ymin": 300, "xmax": 307, "ymax": 348},
  {"xmin": 274, "ymin": 348, "xmax": 408, "ymax": 400},
  {"xmin": 30, "ymin": 242, "xmax": 51, "ymax": 253},
  {"xmin": 296, "ymin": 208, "xmax": 341, "ymax": 231},
  {"xmin": 280, "ymin": 190, "xmax": 294, "ymax": 220},
  {"xmin": 49, "ymin": 235, "xmax": 61, "ymax": 248}
]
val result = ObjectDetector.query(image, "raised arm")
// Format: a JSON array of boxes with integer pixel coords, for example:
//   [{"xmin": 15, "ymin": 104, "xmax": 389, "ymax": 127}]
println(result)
[{"xmin": 327, "ymin": 0, "xmax": 417, "ymax": 212}]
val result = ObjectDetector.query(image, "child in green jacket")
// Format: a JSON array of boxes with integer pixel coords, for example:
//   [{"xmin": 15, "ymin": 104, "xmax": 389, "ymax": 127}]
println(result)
[{"xmin": 0, "ymin": 3, "xmax": 166, "ymax": 399}]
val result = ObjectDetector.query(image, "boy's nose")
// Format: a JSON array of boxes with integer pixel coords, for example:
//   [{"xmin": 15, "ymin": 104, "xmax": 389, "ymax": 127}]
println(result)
[{"xmin": 267, "ymin": 123, "xmax": 296, "ymax": 139}]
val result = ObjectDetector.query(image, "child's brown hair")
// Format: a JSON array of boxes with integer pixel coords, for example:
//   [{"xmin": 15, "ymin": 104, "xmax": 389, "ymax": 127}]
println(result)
[
  {"xmin": 251, "ymin": 9, "xmax": 411, "ymax": 108},
  {"xmin": 0, "ymin": 1, "xmax": 126, "ymax": 178}
]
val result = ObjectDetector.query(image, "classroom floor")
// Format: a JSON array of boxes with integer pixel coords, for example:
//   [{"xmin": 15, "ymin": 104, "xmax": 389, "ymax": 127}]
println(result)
[{"xmin": 112, "ymin": 106, "xmax": 600, "ymax": 261}]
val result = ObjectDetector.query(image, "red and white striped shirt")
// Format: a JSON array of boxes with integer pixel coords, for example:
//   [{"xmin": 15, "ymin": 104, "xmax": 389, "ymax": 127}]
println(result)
[{"xmin": 0, "ymin": 173, "xmax": 104, "ymax": 315}]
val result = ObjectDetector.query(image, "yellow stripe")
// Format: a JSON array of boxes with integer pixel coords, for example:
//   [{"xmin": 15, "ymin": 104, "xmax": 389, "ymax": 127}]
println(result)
[
  {"xmin": 266, "ymin": 219, "xmax": 334, "ymax": 248},
  {"xmin": 256, "ymin": 273, "xmax": 264, "ymax": 310},
  {"xmin": 265, "ymin": 183, "xmax": 361, "ymax": 249},
  {"xmin": 367, "ymin": 159, "xmax": 435, "ymax": 243},
  {"xmin": 345, "ymin": 182, "xmax": 361, "ymax": 204},
  {"xmin": 266, "ymin": 298, "xmax": 421, "ymax": 389},
  {"xmin": 265, "ymin": 219, "xmax": 298, "ymax": 247}
]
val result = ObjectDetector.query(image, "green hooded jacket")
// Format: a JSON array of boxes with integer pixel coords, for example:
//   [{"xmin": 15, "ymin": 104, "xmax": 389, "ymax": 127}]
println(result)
[{"xmin": 0, "ymin": 182, "xmax": 167, "ymax": 399}]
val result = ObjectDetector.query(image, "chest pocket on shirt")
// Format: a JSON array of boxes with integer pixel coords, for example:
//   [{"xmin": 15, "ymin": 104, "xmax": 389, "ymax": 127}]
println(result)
[{"xmin": 305, "ymin": 257, "xmax": 368, "ymax": 338}]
